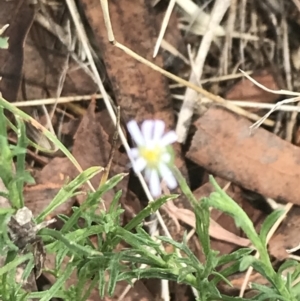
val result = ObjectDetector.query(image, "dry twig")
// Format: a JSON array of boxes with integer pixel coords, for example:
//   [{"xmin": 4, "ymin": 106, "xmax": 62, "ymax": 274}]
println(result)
[{"xmin": 176, "ymin": 0, "xmax": 231, "ymax": 143}]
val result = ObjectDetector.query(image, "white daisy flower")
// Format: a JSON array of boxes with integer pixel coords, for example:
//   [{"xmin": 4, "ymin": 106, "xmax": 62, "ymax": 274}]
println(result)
[{"xmin": 127, "ymin": 119, "xmax": 178, "ymax": 197}]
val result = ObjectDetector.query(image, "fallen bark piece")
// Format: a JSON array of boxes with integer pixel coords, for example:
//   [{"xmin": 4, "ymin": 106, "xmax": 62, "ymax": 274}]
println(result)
[
  {"xmin": 82, "ymin": 0, "xmax": 174, "ymax": 124},
  {"xmin": 187, "ymin": 106, "xmax": 300, "ymax": 205}
]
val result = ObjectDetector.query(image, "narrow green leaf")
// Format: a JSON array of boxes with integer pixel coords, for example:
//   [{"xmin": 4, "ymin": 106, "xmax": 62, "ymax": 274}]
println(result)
[
  {"xmin": 291, "ymin": 281, "xmax": 300, "ymax": 297},
  {"xmin": 40, "ymin": 263, "xmax": 75, "ymax": 301},
  {"xmin": 158, "ymin": 235, "xmax": 203, "ymax": 273},
  {"xmin": 208, "ymin": 176, "xmax": 265, "ymax": 254},
  {"xmin": 55, "ymin": 248, "xmax": 69, "ymax": 270},
  {"xmin": 99, "ymin": 173, "xmax": 126, "ymax": 196},
  {"xmin": 0, "ymin": 253, "xmax": 32, "ymax": 276},
  {"xmin": 116, "ymin": 228, "xmax": 166, "ymax": 268},
  {"xmin": 28, "ymin": 291, "xmax": 65, "ymax": 299},
  {"xmin": 44, "ymin": 224, "xmax": 105, "ymax": 253},
  {"xmin": 36, "ymin": 166, "xmax": 101, "ymax": 222},
  {"xmin": 239, "ymin": 255, "xmax": 256, "ymax": 271},
  {"xmin": 286, "ymin": 272, "xmax": 292, "ymax": 294},
  {"xmin": 260, "ymin": 209, "xmax": 284, "ymax": 245},
  {"xmin": 251, "ymin": 283, "xmax": 286, "ymax": 301},
  {"xmin": 120, "ymin": 251, "xmax": 168, "ymax": 266},
  {"xmin": 211, "ymin": 271, "xmax": 233, "ymax": 287},
  {"xmin": 217, "ymin": 248, "xmax": 253, "ymax": 266},
  {"xmin": 0, "ymin": 96, "xmax": 91, "ymax": 175},
  {"xmin": 212, "ymin": 261, "xmax": 247, "ymax": 285},
  {"xmin": 195, "ymin": 198, "xmax": 211, "ymax": 258},
  {"xmin": 119, "ymin": 267, "xmax": 197, "ymax": 288},
  {"xmin": 108, "ymin": 189, "xmax": 122, "ymax": 214},
  {"xmin": 79, "ymin": 277, "xmax": 98, "ymax": 301},
  {"xmin": 40, "ymin": 228, "xmax": 102, "ymax": 257},
  {"xmin": 213, "ymin": 295, "xmax": 252, "ymax": 301},
  {"xmin": 98, "ymin": 268, "xmax": 106, "ymax": 298},
  {"xmin": 107, "ymin": 253, "xmax": 121, "ymax": 296},
  {"xmin": 124, "ymin": 195, "xmax": 177, "ymax": 231},
  {"xmin": 278, "ymin": 259, "xmax": 299, "ymax": 275},
  {"xmin": 240, "ymin": 256, "xmax": 277, "ymax": 288},
  {"xmin": 177, "ymin": 266, "xmax": 197, "ymax": 283},
  {"xmin": 15, "ymin": 117, "xmax": 28, "ymax": 208},
  {"xmin": 15, "ymin": 256, "xmax": 35, "ymax": 294}
]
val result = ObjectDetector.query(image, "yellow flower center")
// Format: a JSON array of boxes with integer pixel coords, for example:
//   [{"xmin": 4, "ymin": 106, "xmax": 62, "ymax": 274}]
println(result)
[{"xmin": 140, "ymin": 146, "xmax": 162, "ymax": 168}]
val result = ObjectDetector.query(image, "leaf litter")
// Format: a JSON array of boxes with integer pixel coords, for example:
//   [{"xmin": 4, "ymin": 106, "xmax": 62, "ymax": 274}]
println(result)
[{"xmin": 2, "ymin": 0, "xmax": 300, "ymax": 299}]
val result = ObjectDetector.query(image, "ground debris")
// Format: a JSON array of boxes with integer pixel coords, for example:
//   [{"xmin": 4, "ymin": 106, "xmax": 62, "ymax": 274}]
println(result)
[{"xmin": 187, "ymin": 106, "xmax": 300, "ymax": 205}]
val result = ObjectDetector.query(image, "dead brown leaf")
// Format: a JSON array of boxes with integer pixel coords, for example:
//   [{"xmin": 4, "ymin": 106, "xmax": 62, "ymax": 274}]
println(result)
[
  {"xmin": 187, "ymin": 106, "xmax": 300, "ymax": 205},
  {"xmin": 72, "ymin": 100, "xmax": 129, "ymax": 208},
  {"xmin": 24, "ymin": 99, "xmax": 129, "ymax": 217},
  {"xmin": 24, "ymin": 157, "xmax": 75, "ymax": 218},
  {"xmin": 19, "ymin": 3, "xmax": 97, "ymax": 102},
  {"xmin": 225, "ymin": 70, "xmax": 280, "ymax": 105},
  {"xmin": 0, "ymin": 0, "xmax": 34, "ymax": 101},
  {"xmin": 24, "ymin": 183, "xmax": 72, "ymax": 217},
  {"xmin": 269, "ymin": 206, "xmax": 300, "ymax": 261},
  {"xmin": 162, "ymin": 196, "xmax": 250, "ymax": 247}
]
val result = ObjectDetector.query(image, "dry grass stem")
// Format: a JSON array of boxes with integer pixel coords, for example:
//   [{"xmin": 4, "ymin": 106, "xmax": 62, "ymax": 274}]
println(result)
[
  {"xmin": 281, "ymin": 17, "xmax": 299, "ymax": 142},
  {"xmin": 153, "ymin": 0, "xmax": 176, "ymax": 58},
  {"xmin": 240, "ymin": 70, "xmax": 300, "ymax": 96},
  {"xmin": 99, "ymin": 0, "xmax": 114, "ymax": 42},
  {"xmin": 240, "ymin": 71, "xmax": 300, "ymax": 130},
  {"xmin": 228, "ymin": 100, "xmax": 300, "ymax": 112},
  {"xmin": 114, "ymin": 40, "xmax": 274, "ymax": 127},
  {"xmin": 250, "ymin": 96, "xmax": 300, "ymax": 130},
  {"xmin": 176, "ymin": 0, "xmax": 225, "ymax": 36},
  {"xmin": 221, "ymin": 0, "xmax": 237, "ymax": 74},
  {"xmin": 12, "ymin": 94, "xmax": 102, "ymax": 107},
  {"xmin": 239, "ymin": 0, "xmax": 247, "ymax": 70},
  {"xmin": 176, "ymin": 0, "xmax": 231, "ymax": 143},
  {"xmin": 161, "ymin": 39, "xmax": 190, "ymax": 65},
  {"xmin": 292, "ymin": 0, "xmax": 300, "ymax": 11},
  {"xmin": 169, "ymin": 71, "xmax": 253, "ymax": 88}
]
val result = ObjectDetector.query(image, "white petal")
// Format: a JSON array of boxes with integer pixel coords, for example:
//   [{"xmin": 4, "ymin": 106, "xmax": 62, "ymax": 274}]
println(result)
[
  {"xmin": 161, "ymin": 131, "xmax": 177, "ymax": 146},
  {"xmin": 158, "ymin": 163, "xmax": 177, "ymax": 190},
  {"xmin": 141, "ymin": 120, "xmax": 154, "ymax": 142},
  {"xmin": 132, "ymin": 157, "xmax": 147, "ymax": 173},
  {"xmin": 144, "ymin": 168, "xmax": 152, "ymax": 181},
  {"xmin": 153, "ymin": 120, "xmax": 165, "ymax": 142},
  {"xmin": 148, "ymin": 169, "xmax": 161, "ymax": 197},
  {"xmin": 128, "ymin": 148, "xmax": 139, "ymax": 159},
  {"xmin": 161, "ymin": 152, "xmax": 171, "ymax": 163},
  {"xmin": 127, "ymin": 120, "xmax": 145, "ymax": 146}
]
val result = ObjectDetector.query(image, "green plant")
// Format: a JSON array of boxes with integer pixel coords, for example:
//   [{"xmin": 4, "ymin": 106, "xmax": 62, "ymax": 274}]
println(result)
[{"xmin": 0, "ymin": 96, "xmax": 299, "ymax": 301}]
